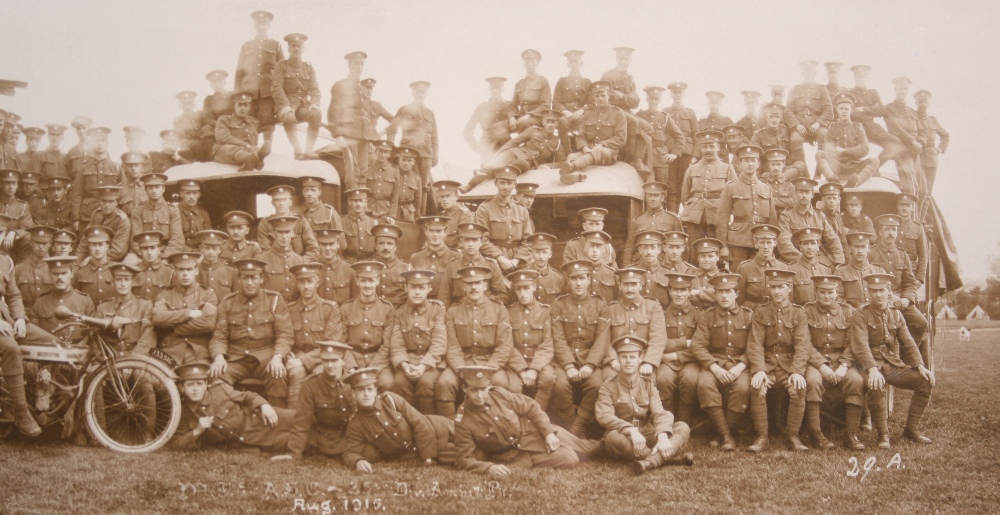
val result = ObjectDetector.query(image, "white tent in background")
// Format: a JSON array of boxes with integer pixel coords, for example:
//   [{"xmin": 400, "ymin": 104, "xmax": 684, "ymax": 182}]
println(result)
[
  {"xmin": 936, "ymin": 305, "xmax": 958, "ymax": 320},
  {"xmin": 966, "ymin": 305, "xmax": 990, "ymax": 320}
]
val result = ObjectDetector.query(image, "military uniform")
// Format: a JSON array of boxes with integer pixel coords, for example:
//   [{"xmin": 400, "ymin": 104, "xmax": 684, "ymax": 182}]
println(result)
[
  {"xmin": 897, "ymin": 212, "xmax": 928, "ymax": 281},
  {"xmin": 342, "ymin": 211, "xmax": 378, "ymax": 263},
  {"xmin": 258, "ymin": 246, "xmax": 305, "ymax": 303},
  {"xmin": 659, "ymin": 299, "xmax": 702, "ymax": 419},
  {"xmin": 343, "ymin": 389, "xmax": 454, "ymax": 467},
  {"xmin": 532, "ymin": 264, "xmax": 565, "ymax": 306},
  {"xmin": 209, "ymin": 267, "xmax": 294, "ymax": 405},
  {"xmin": 80, "ymin": 207, "xmax": 131, "ymax": 262},
  {"xmin": 234, "ymin": 21, "xmax": 284, "ymax": 131},
  {"xmin": 410, "ymin": 244, "xmax": 460, "ymax": 303},
  {"xmin": 178, "ymin": 203, "xmax": 211, "ymax": 246},
  {"xmin": 287, "ymin": 372, "xmax": 354, "ymax": 460},
  {"xmin": 787, "ymin": 82, "xmax": 833, "ymax": 144},
  {"xmin": 327, "ymin": 59, "xmax": 378, "ymax": 182},
  {"xmin": 15, "ymin": 253, "xmax": 52, "ymax": 311},
  {"xmin": 133, "ymin": 260, "xmax": 173, "ymax": 302},
  {"xmin": 868, "ymin": 236, "xmax": 928, "ymax": 356},
  {"xmin": 212, "ymin": 113, "xmax": 261, "ymax": 166},
  {"xmin": 464, "ymin": 91, "xmax": 513, "ymax": 160},
  {"xmin": 835, "ymin": 259, "xmax": 885, "ymax": 310},
  {"xmin": 30, "ymin": 280, "xmax": 96, "ymax": 343},
  {"xmin": 170, "ymin": 380, "xmax": 294, "ymax": 452},
  {"xmin": 439, "ymin": 203, "xmax": 474, "ymax": 250},
  {"xmin": 316, "ymin": 254, "xmax": 356, "ymax": 305},
  {"xmin": 73, "ymin": 257, "xmax": 115, "ymax": 306},
  {"xmin": 788, "ymin": 257, "xmax": 832, "ymax": 306},
  {"xmin": 474, "ymin": 193, "xmax": 534, "ymax": 265},
  {"xmin": 68, "ymin": 153, "xmax": 121, "ymax": 225},
  {"xmin": 915, "ymin": 98, "xmax": 949, "ymax": 192},
  {"xmin": 506, "ymin": 276, "xmax": 556, "ymax": 411},
  {"xmin": 442, "ymin": 253, "xmax": 507, "ymax": 307},
  {"xmin": 623, "ymin": 206, "xmax": 683, "ymax": 266},
  {"xmin": 131, "ymin": 198, "xmax": 185, "ymax": 257},
  {"xmin": 662, "ymin": 86, "xmax": 699, "ymax": 212},
  {"xmin": 735, "ymin": 251, "xmax": 789, "ymax": 309},
  {"xmin": 437, "ymin": 293, "xmax": 517, "ymax": 416},
  {"xmin": 340, "ymin": 294, "xmax": 394, "ymax": 373},
  {"xmin": 564, "ymin": 94, "xmax": 628, "ymax": 175},
  {"xmin": 257, "ymin": 215, "xmax": 320, "ymax": 261},
  {"xmin": 386, "ymin": 92, "xmax": 438, "ymax": 214},
  {"xmin": 288, "ymin": 295, "xmax": 343, "ymax": 368},
  {"xmin": 388, "ymin": 297, "xmax": 448, "ymax": 414},
  {"xmin": 819, "ymin": 117, "xmax": 879, "ymax": 188},
  {"xmin": 679, "ymin": 156, "xmax": 735, "ymax": 243},
  {"xmin": 152, "ymin": 280, "xmax": 218, "ymax": 366},
  {"xmin": 271, "ymin": 44, "xmax": 322, "ymax": 154},
  {"xmin": 29, "ymin": 148, "xmax": 66, "ymax": 179},
  {"xmin": 96, "ymin": 292, "xmax": 155, "ymax": 355},
  {"xmin": 363, "ymin": 159, "xmax": 400, "ymax": 219},
  {"xmin": 777, "ymin": 202, "xmax": 845, "ymax": 266},
  {"xmin": 34, "ymin": 197, "xmax": 73, "ymax": 231},
  {"xmin": 608, "ymin": 295, "xmax": 666, "ymax": 374},
  {"xmin": 198, "ymin": 259, "xmax": 238, "ymax": 301},
  {"xmin": 716, "ymin": 173, "xmax": 777, "ymax": 265}
]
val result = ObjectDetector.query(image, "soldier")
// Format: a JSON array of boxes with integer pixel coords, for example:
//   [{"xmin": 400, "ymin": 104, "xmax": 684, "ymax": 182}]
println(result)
[
  {"xmin": 147, "ymin": 130, "xmax": 191, "ymax": 175},
  {"xmin": 716, "ymin": 145, "xmax": 777, "ymax": 267},
  {"xmin": 30, "ymin": 123, "xmax": 67, "ymax": 179},
  {"xmin": 0, "ymin": 115, "xmax": 22, "ymax": 171},
  {"xmin": 117, "ymin": 151, "xmax": 148, "ymax": 218},
  {"xmin": 234, "ymin": 10, "xmax": 283, "ymax": 149},
  {"xmin": 343, "ymin": 367, "xmax": 455, "ymax": 472},
  {"xmin": 97, "ymin": 263, "xmax": 155, "ymax": 355},
  {"xmin": 258, "ymin": 215, "xmax": 306, "ymax": 304},
  {"xmin": 314, "ymin": 229, "xmax": 357, "ymax": 305},
  {"xmin": 341, "ymin": 188, "xmax": 378, "ymax": 263},
  {"xmin": 607, "ymin": 266, "xmax": 666, "ymax": 388},
  {"xmin": 431, "ymin": 180, "xmax": 473, "ymax": 250},
  {"xmin": 690, "ymin": 238, "xmax": 724, "ymax": 311},
  {"xmin": 745, "ymin": 269, "xmax": 811, "ymax": 452},
  {"xmin": 473, "ymin": 168, "xmax": 533, "ymax": 272},
  {"xmin": 631, "ymin": 232, "xmax": 671, "ymax": 308},
  {"xmin": 817, "ymin": 93, "xmax": 880, "ymax": 188},
  {"xmin": 209, "ymin": 258, "xmax": 294, "ymax": 407},
  {"xmin": 495, "ymin": 109, "xmax": 569, "ymax": 169},
  {"xmin": 825, "ymin": 62, "xmax": 847, "ymax": 95},
  {"xmin": 868, "ymin": 214, "xmax": 929, "ymax": 364},
  {"xmin": 411, "ymin": 216, "xmax": 460, "ymax": 302},
  {"xmin": 200, "ymin": 70, "xmax": 233, "ymax": 155},
  {"xmin": 842, "ymin": 192, "xmax": 875, "ymax": 238},
  {"xmin": 361, "ymin": 78, "xmax": 395, "ymax": 134},
  {"xmin": 76, "ymin": 186, "xmax": 130, "ymax": 262},
  {"xmin": 847, "ymin": 64, "xmax": 904, "ymax": 169},
  {"xmin": 680, "ymin": 130, "xmax": 736, "ymax": 244},
  {"xmin": 279, "ymin": 341, "xmax": 355, "ymax": 461},
  {"xmin": 759, "ymin": 148, "xmax": 798, "ymax": 220},
  {"xmin": 271, "ymin": 33, "xmax": 322, "ymax": 159},
  {"xmin": 173, "ymin": 91, "xmax": 207, "ymax": 162},
  {"xmin": 658, "ymin": 273, "xmax": 702, "ymax": 422},
  {"xmin": 170, "ymin": 361, "xmax": 294, "ymax": 452},
  {"xmin": 788, "ymin": 228, "xmax": 834, "ymax": 306},
  {"xmin": 50, "ymin": 229, "xmax": 77, "ymax": 259},
  {"xmin": 464, "ymin": 77, "xmax": 513, "ymax": 162},
  {"xmin": 68, "ymin": 127, "xmax": 121, "ymax": 229},
  {"xmin": 819, "ymin": 182, "xmax": 849, "ymax": 245},
  {"xmin": 130, "ymin": 173, "xmax": 184, "ymax": 257},
  {"xmin": 734, "ymin": 224, "xmax": 790, "ymax": 309},
  {"xmin": 851, "ymin": 273, "xmax": 934, "ymax": 448},
  {"xmin": 514, "ymin": 182, "xmax": 538, "ymax": 212},
  {"xmin": 296, "ymin": 176, "xmax": 344, "ymax": 244},
  {"xmin": 340, "ymin": 261, "xmax": 394, "ymax": 385},
  {"xmin": 562, "ymin": 207, "xmax": 617, "ymax": 267},
  {"xmin": 132, "ymin": 231, "xmax": 174, "ymax": 303},
  {"xmin": 72, "ymin": 226, "xmax": 116, "ymax": 305},
  {"xmin": 721, "ymin": 125, "xmax": 749, "ymax": 164},
  {"xmin": 388, "ymin": 269, "xmax": 448, "ymax": 414},
  {"xmin": 173, "ymin": 179, "xmax": 210, "ymax": 246},
  {"xmin": 735, "ymin": 90, "xmax": 762, "ymax": 141},
  {"xmin": 122, "ymin": 125, "xmax": 146, "ymax": 154},
  {"xmin": 835, "ymin": 231, "xmax": 886, "ymax": 310},
  {"xmin": 637, "ymin": 86, "xmax": 685, "ymax": 185},
  {"xmin": 525, "ymin": 233, "xmax": 564, "ymax": 305},
  {"xmin": 31, "ymin": 256, "xmax": 95, "ymax": 343},
  {"xmin": 220, "ymin": 210, "xmax": 262, "ymax": 263},
  {"xmin": 914, "ymin": 90, "xmax": 949, "ymax": 193},
  {"xmin": 18, "ymin": 170, "xmax": 45, "ymax": 221},
  {"xmin": 895, "ymin": 193, "xmax": 927, "ymax": 284},
  {"xmin": 361, "ymin": 140, "xmax": 399, "ymax": 217},
  {"xmin": 884, "ymin": 77, "xmax": 925, "ymax": 195},
  {"xmin": 552, "ymin": 50, "xmax": 591, "ymax": 141},
  {"xmin": 698, "ymin": 91, "xmax": 734, "ymax": 132},
  {"xmin": 257, "ymin": 185, "xmax": 319, "ymax": 260},
  {"xmin": 776, "ymin": 178, "xmax": 845, "ymax": 266},
  {"xmin": 623, "ymin": 182, "xmax": 683, "ymax": 266},
  {"xmin": 386, "ymin": 81, "xmax": 438, "ymax": 217},
  {"xmin": 0, "ymin": 169, "xmax": 34, "ymax": 259},
  {"xmin": 802, "ymin": 275, "xmax": 865, "ymax": 450},
  {"xmin": 442, "ymin": 223, "xmax": 507, "ymax": 307},
  {"xmin": 662, "ymin": 82, "xmax": 700, "ymax": 213},
  {"xmin": 690, "ymin": 274, "xmax": 751, "ymax": 451},
  {"xmin": 213, "ymin": 90, "xmax": 267, "ymax": 172},
  {"xmin": 15, "ymin": 225, "xmax": 55, "ymax": 310},
  {"xmin": 454, "ymin": 364, "xmax": 598, "ymax": 476},
  {"xmin": 599, "ymin": 47, "xmax": 651, "ymax": 176},
  {"xmin": 436, "ymin": 265, "xmax": 518, "ymax": 416},
  {"xmin": 357, "ymin": 224, "xmax": 406, "ymax": 307},
  {"xmin": 152, "ymin": 251, "xmax": 218, "ymax": 365},
  {"xmin": 597, "ymin": 335, "xmax": 693, "ymax": 475},
  {"xmin": 62, "ymin": 116, "xmax": 92, "ymax": 176},
  {"xmin": 787, "ymin": 60, "xmax": 834, "ymax": 149},
  {"xmin": 285, "ymin": 263, "xmax": 344, "ymax": 410},
  {"xmin": 550, "ymin": 260, "xmax": 613, "ymax": 437},
  {"xmin": 393, "ymin": 146, "xmax": 425, "ymax": 223},
  {"xmin": 506, "ymin": 269, "xmax": 556, "ymax": 411},
  {"xmin": 560, "ymin": 81, "xmax": 628, "ymax": 185},
  {"xmin": 34, "ymin": 176, "xmax": 72, "ymax": 231},
  {"xmin": 581, "ymin": 231, "xmax": 618, "ymax": 304},
  {"xmin": 196, "ymin": 230, "xmax": 238, "ymax": 300},
  {"xmin": 328, "ymin": 51, "xmax": 377, "ymax": 182},
  {"xmin": 661, "ymin": 231, "xmax": 698, "ymax": 275},
  {"xmin": 751, "ymin": 103, "xmax": 809, "ymax": 179},
  {"xmin": 488, "ymin": 49, "xmax": 551, "ymax": 145}
]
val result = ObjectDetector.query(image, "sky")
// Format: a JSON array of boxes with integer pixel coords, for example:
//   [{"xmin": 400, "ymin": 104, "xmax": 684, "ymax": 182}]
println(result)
[{"xmin": 1, "ymin": 0, "xmax": 996, "ymax": 282}]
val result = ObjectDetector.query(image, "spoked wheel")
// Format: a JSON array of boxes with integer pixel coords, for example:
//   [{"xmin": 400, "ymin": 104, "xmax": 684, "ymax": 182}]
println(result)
[{"xmin": 84, "ymin": 361, "xmax": 181, "ymax": 453}]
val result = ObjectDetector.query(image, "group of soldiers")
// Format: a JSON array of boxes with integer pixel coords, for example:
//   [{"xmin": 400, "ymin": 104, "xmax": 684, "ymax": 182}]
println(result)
[{"xmin": 0, "ymin": 10, "xmax": 944, "ymax": 477}]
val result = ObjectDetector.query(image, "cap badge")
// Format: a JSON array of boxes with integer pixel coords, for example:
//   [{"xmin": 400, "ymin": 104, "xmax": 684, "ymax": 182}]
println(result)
[{"xmin": 475, "ymin": 372, "xmax": 484, "ymax": 378}]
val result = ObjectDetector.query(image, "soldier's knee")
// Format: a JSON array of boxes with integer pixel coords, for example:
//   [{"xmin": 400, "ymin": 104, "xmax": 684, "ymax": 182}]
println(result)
[
  {"xmin": 673, "ymin": 421, "xmax": 691, "ymax": 440},
  {"xmin": 281, "ymin": 113, "xmax": 298, "ymax": 127}
]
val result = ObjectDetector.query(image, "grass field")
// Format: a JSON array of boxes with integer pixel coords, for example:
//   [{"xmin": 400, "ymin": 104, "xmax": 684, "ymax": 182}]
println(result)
[{"xmin": 2, "ymin": 326, "xmax": 999, "ymax": 514}]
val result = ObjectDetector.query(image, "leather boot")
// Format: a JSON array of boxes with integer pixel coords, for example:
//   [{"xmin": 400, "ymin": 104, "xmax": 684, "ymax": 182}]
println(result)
[
  {"xmin": 630, "ymin": 135, "xmax": 651, "ymax": 176},
  {"xmin": 286, "ymin": 125, "xmax": 304, "ymax": 158},
  {"xmin": 5, "ymin": 375, "xmax": 41, "ymax": 437},
  {"xmin": 631, "ymin": 447, "xmax": 667, "ymax": 476},
  {"xmin": 303, "ymin": 127, "xmax": 319, "ymax": 159},
  {"xmin": 903, "ymin": 428, "xmax": 932, "ymax": 444},
  {"xmin": 806, "ymin": 402, "xmax": 835, "ymax": 450},
  {"xmin": 568, "ymin": 408, "xmax": 595, "ymax": 439},
  {"xmin": 285, "ymin": 364, "xmax": 306, "ymax": 412},
  {"xmin": 707, "ymin": 407, "xmax": 735, "ymax": 451}
]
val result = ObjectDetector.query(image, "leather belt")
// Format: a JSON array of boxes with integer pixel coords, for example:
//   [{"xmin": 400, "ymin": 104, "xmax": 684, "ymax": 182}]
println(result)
[
  {"xmin": 490, "ymin": 239, "xmax": 520, "ymax": 249},
  {"xmin": 568, "ymin": 339, "xmax": 593, "ymax": 352},
  {"xmin": 771, "ymin": 345, "xmax": 796, "ymax": 356},
  {"xmin": 353, "ymin": 345, "xmax": 381, "ymax": 355},
  {"xmin": 693, "ymin": 192, "xmax": 721, "ymax": 200},
  {"xmin": 467, "ymin": 346, "xmax": 495, "ymax": 357},
  {"xmin": 233, "ymin": 338, "xmax": 272, "ymax": 350}
]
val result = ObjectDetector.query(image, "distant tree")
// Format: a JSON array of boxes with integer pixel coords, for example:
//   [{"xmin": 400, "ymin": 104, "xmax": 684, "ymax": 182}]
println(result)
[{"xmin": 986, "ymin": 246, "xmax": 1000, "ymax": 319}]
